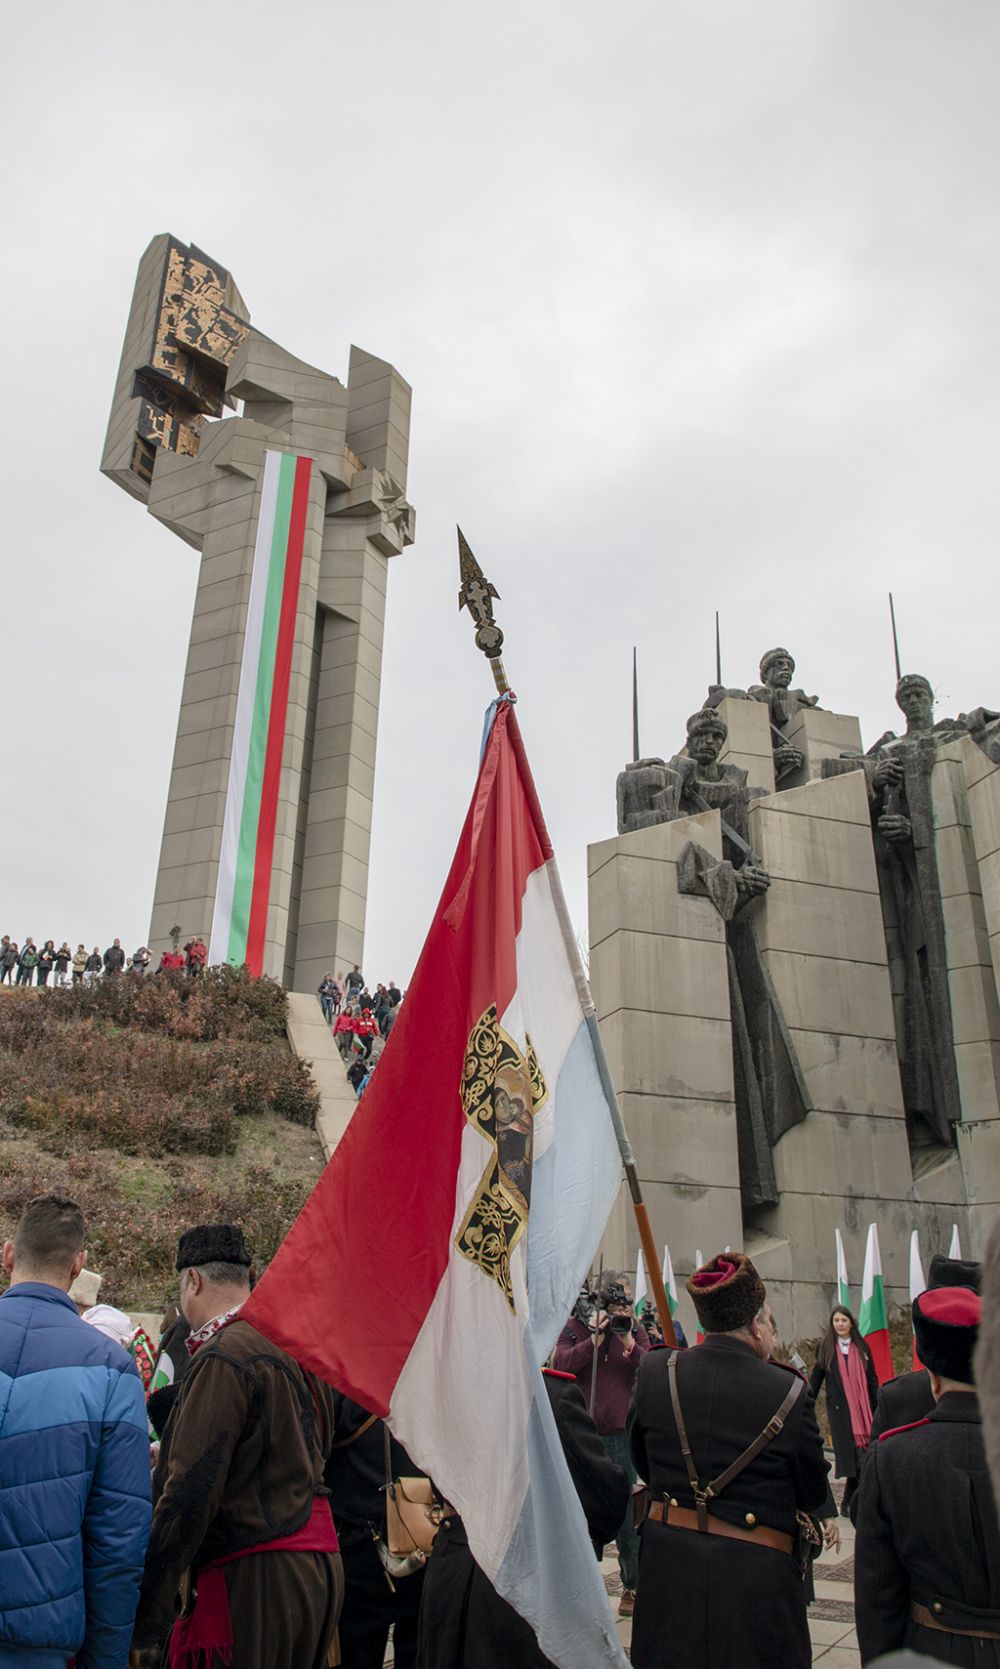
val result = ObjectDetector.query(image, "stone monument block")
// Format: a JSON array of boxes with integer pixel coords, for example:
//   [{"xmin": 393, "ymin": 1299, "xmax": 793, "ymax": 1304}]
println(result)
[
  {"xmin": 742, "ymin": 770, "xmax": 917, "ymax": 1335},
  {"xmin": 715, "ymin": 696, "xmax": 775, "ymax": 792},
  {"xmin": 782, "ymin": 707, "xmax": 864, "ymax": 788},
  {"xmin": 102, "ymin": 236, "xmax": 415, "ymax": 988},
  {"xmin": 588, "ymin": 812, "xmax": 744, "ymax": 1275}
]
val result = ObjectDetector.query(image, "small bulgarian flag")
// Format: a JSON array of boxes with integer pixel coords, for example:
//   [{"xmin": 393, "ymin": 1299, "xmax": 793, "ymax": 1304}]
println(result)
[
  {"xmin": 695, "ymin": 1249, "xmax": 705, "ymax": 1343},
  {"xmin": 909, "ymin": 1230, "xmax": 926, "ymax": 1370},
  {"xmin": 860, "ymin": 1223, "xmax": 894, "ymax": 1384},
  {"xmin": 662, "ymin": 1247, "xmax": 679, "ymax": 1319},
  {"xmin": 634, "ymin": 1247, "xmax": 649, "ymax": 1317},
  {"xmin": 949, "ymin": 1224, "xmax": 962, "ymax": 1259},
  {"xmin": 209, "ymin": 448, "xmax": 313, "ymax": 975},
  {"xmin": 835, "ymin": 1228, "xmax": 850, "ymax": 1311}
]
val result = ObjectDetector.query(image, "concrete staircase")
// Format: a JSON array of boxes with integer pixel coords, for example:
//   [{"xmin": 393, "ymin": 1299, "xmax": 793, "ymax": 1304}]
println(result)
[{"xmin": 286, "ymin": 992, "xmax": 358, "ymax": 1159}]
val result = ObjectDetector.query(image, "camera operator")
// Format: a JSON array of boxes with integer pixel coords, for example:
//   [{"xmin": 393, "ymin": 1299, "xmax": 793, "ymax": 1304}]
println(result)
[{"xmin": 552, "ymin": 1274, "xmax": 650, "ymax": 1616}]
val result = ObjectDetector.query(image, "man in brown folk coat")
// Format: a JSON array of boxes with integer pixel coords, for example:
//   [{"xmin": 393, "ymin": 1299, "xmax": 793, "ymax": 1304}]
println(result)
[{"xmin": 130, "ymin": 1224, "xmax": 341, "ymax": 1669}]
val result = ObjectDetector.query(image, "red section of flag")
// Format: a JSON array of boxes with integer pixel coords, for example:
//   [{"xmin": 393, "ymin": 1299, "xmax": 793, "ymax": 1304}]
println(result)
[
  {"xmin": 246, "ymin": 455, "xmax": 313, "ymax": 975},
  {"xmin": 865, "ymin": 1327, "xmax": 894, "ymax": 1385},
  {"xmin": 241, "ymin": 700, "xmax": 550, "ymax": 1411}
]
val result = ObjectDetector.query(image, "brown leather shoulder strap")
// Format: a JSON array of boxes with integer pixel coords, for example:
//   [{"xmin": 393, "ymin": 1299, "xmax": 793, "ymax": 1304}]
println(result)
[
  {"xmin": 667, "ymin": 1351, "xmax": 805, "ymax": 1523},
  {"xmin": 667, "ymin": 1350, "xmax": 707, "ymax": 1528},
  {"xmin": 328, "ymin": 1411, "xmax": 379, "ymax": 1450},
  {"xmin": 709, "ymin": 1374, "xmax": 805, "ymax": 1497}
]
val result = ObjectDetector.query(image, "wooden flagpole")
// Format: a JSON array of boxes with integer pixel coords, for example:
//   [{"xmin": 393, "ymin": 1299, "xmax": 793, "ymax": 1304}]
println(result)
[{"xmin": 457, "ymin": 528, "xmax": 678, "ymax": 1347}]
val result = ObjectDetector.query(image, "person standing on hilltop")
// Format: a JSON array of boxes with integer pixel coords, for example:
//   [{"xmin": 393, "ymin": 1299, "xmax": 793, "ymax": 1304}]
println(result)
[{"xmin": 103, "ymin": 939, "xmax": 126, "ymax": 976}]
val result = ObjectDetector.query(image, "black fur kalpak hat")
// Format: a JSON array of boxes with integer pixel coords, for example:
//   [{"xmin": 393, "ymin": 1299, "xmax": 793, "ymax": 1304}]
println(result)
[
  {"xmin": 928, "ymin": 1254, "xmax": 980, "ymax": 1294},
  {"xmin": 175, "ymin": 1223, "xmax": 251, "ymax": 1271},
  {"xmin": 913, "ymin": 1286, "xmax": 980, "ymax": 1383},
  {"xmin": 687, "ymin": 1252, "xmax": 765, "ymax": 1334}
]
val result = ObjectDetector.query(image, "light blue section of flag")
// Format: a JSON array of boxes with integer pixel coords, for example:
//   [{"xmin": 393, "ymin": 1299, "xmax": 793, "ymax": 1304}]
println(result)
[
  {"xmin": 493, "ymin": 1342, "xmax": 629, "ymax": 1669},
  {"xmin": 525, "ymin": 1020, "xmax": 624, "ymax": 1366}
]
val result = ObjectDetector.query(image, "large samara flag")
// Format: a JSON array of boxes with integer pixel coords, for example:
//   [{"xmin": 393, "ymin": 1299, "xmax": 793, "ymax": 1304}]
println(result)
[{"xmin": 243, "ymin": 697, "xmax": 628, "ymax": 1669}]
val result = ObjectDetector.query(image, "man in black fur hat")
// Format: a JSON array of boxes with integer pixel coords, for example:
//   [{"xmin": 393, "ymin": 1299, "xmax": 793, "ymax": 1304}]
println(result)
[
  {"xmin": 131, "ymin": 1224, "xmax": 342, "ymax": 1669},
  {"xmin": 855, "ymin": 1286, "xmax": 1000, "ymax": 1666},
  {"xmin": 627, "ymin": 1251, "xmax": 828, "ymax": 1669}
]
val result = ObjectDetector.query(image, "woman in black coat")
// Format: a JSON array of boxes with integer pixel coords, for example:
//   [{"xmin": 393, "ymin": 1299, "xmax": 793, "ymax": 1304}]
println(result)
[{"xmin": 809, "ymin": 1306, "xmax": 878, "ymax": 1514}]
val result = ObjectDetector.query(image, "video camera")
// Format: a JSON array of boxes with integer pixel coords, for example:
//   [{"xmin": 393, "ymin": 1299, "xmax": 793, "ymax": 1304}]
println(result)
[{"xmin": 600, "ymin": 1279, "xmax": 635, "ymax": 1335}]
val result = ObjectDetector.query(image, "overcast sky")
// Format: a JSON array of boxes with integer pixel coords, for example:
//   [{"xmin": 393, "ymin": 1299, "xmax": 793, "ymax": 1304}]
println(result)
[{"xmin": 2, "ymin": 1, "xmax": 999, "ymax": 982}]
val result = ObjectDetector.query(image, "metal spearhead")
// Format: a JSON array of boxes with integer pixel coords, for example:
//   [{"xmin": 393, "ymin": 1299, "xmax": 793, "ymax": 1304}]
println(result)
[{"xmin": 457, "ymin": 527, "xmax": 510, "ymax": 693}]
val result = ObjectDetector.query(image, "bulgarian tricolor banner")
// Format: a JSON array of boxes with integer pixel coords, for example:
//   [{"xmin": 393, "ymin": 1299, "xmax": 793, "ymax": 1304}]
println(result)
[
  {"xmin": 243, "ymin": 696, "xmax": 628, "ymax": 1669},
  {"xmin": 835, "ymin": 1227, "xmax": 850, "ymax": 1311},
  {"xmin": 695, "ymin": 1249, "xmax": 705, "ymax": 1343},
  {"xmin": 662, "ymin": 1246, "xmax": 679, "ymax": 1320},
  {"xmin": 634, "ymin": 1247, "xmax": 649, "ymax": 1316},
  {"xmin": 209, "ymin": 448, "xmax": 312, "ymax": 974},
  {"xmin": 909, "ymin": 1230, "xmax": 926, "ymax": 1370},
  {"xmin": 860, "ymin": 1223, "xmax": 894, "ymax": 1384}
]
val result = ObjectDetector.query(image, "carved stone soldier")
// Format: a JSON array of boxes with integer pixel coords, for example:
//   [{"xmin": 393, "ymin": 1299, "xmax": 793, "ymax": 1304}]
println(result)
[
  {"xmin": 616, "ymin": 708, "xmax": 760, "ymax": 836},
  {"xmin": 827, "ymin": 673, "xmax": 968, "ymax": 1152},
  {"xmin": 616, "ymin": 709, "xmax": 808, "ymax": 1213},
  {"xmin": 706, "ymin": 648, "xmax": 820, "ymax": 783}
]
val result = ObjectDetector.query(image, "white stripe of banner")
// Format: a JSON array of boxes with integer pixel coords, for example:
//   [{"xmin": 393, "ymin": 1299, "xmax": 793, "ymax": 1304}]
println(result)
[{"xmin": 208, "ymin": 451, "xmax": 282, "ymax": 964}]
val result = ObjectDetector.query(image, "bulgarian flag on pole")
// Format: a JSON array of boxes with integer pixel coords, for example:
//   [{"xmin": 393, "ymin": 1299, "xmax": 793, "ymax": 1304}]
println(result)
[
  {"xmin": 634, "ymin": 1247, "xmax": 648, "ymax": 1317},
  {"xmin": 662, "ymin": 1246, "xmax": 679, "ymax": 1320},
  {"xmin": 835, "ymin": 1227, "xmax": 850, "ymax": 1311},
  {"xmin": 695, "ymin": 1249, "xmax": 705, "ymax": 1343},
  {"xmin": 860, "ymin": 1223, "xmax": 894, "ymax": 1384},
  {"xmin": 243, "ymin": 695, "xmax": 628, "ymax": 1669},
  {"xmin": 909, "ymin": 1230, "xmax": 926, "ymax": 1370},
  {"xmin": 209, "ymin": 448, "xmax": 313, "ymax": 975}
]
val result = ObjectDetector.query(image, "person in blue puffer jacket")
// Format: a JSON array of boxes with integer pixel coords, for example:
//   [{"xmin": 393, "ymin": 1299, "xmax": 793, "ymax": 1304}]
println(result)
[{"xmin": 0, "ymin": 1194, "xmax": 152, "ymax": 1669}]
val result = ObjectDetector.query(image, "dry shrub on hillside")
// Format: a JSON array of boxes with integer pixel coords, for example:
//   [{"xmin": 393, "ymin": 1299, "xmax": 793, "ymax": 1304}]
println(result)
[{"xmin": 0, "ymin": 973, "xmax": 318, "ymax": 1155}]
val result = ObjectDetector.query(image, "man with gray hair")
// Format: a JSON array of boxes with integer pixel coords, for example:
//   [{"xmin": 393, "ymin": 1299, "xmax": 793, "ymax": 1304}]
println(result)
[{"xmin": 131, "ymin": 1224, "xmax": 342, "ymax": 1669}]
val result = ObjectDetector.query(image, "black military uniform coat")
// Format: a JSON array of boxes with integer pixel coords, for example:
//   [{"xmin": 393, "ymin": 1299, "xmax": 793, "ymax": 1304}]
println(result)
[
  {"xmin": 870, "ymin": 1367, "xmax": 935, "ymax": 1443},
  {"xmin": 324, "ymin": 1394, "xmax": 427, "ymax": 1669},
  {"xmin": 627, "ymin": 1336, "xmax": 829, "ymax": 1669},
  {"xmin": 416, "ymin": 1370, "xmax": 629, "ymax": 1669},
  {"xmin": 855, "ymin": 1390, "xmax": 1000, "ymax": 1666}
]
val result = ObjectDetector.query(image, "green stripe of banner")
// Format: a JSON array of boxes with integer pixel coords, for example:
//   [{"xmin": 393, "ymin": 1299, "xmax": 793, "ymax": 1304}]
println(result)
[{"xmin": 228, "ymin": 454, "xmax": 296, "ymax": 963}]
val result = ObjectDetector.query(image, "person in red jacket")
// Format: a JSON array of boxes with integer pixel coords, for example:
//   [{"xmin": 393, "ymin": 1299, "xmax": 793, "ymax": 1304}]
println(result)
[
  {"xmin": 184, "ymin": 937, "xmax": 208, "ymax": 978},
  {"xmin": 353, "ymin": 1009, "xmax": 380, "ymax": 1059}
]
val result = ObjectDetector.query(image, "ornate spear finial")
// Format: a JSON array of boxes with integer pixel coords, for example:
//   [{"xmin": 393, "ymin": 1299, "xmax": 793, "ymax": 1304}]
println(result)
[{"xmin": 457, "ymin": 527, "xmax": 510, "ymax": 694}]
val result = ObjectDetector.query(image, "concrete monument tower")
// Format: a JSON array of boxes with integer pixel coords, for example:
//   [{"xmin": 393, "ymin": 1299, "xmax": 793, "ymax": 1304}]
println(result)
[
  {"xmin": 593, "ymin": 652, "xmax": 1000, "ymax": 1342},
  {"xmin": 102, "ymin": 235, "xmax": 414, "ymax": 990}
]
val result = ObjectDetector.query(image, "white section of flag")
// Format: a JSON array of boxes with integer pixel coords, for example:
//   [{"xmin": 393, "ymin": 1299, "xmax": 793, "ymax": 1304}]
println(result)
[
  {"xmin": 836, "ymin": 1227, "xmax": 850, "ymax": 1307},
  {"xmin": 950, "ymin": 1223, "xmax": 962, "ymax": 1259},
  {"xmin": 909, "ymin": 1230, "xmax": 926, "ymax": 1306}
]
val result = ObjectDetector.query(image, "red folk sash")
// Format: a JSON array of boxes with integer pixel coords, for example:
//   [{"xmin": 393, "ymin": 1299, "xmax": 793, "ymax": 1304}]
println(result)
[{"xmin": 169, "ymin": 1496, "xmax": 339, "ymax": 1669}]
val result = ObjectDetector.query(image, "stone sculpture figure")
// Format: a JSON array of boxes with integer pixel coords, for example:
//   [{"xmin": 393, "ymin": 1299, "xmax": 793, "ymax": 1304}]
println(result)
[
  {"xmin": 827, "ymin": 674, "xmax": 966, "ymax": 1154},
  {"xmin": 617, "ymin": 708, "xmax": 809, "ymax": 1212},
  {"xmin": 707, "ymin": 647, "xmax": 821, "ymax": 783}
]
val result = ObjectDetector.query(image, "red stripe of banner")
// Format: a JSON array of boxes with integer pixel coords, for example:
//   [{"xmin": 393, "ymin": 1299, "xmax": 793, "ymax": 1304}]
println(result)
[{"xmin": 245, "ymin": 456, "xmax": 313, "ymax": 974}]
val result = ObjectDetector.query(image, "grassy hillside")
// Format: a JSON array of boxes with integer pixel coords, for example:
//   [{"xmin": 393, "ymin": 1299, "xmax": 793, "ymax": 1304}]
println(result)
[{"xmin": 0, "ymin": 969, "xmax": 325, "ymax": 1309}]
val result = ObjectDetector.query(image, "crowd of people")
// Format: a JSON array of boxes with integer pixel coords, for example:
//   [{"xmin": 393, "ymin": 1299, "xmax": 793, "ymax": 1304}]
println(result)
[
  {"xmin": 0, "ymin": 934, "xmax": 209, "ymax": 985},
  {"xmin": 317, "ymin": 965, "xmax": 403, "ymax": 1100},
  {"xmin": 0, "ymin": 1191, "xmax": 997, "ymax": 1669}
]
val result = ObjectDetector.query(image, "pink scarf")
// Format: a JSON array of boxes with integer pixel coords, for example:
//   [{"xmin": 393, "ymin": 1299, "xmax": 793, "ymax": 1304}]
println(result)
[{"xmin": 838, "ymin": 1340, "xmax": 873, "ymax": 1448}]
